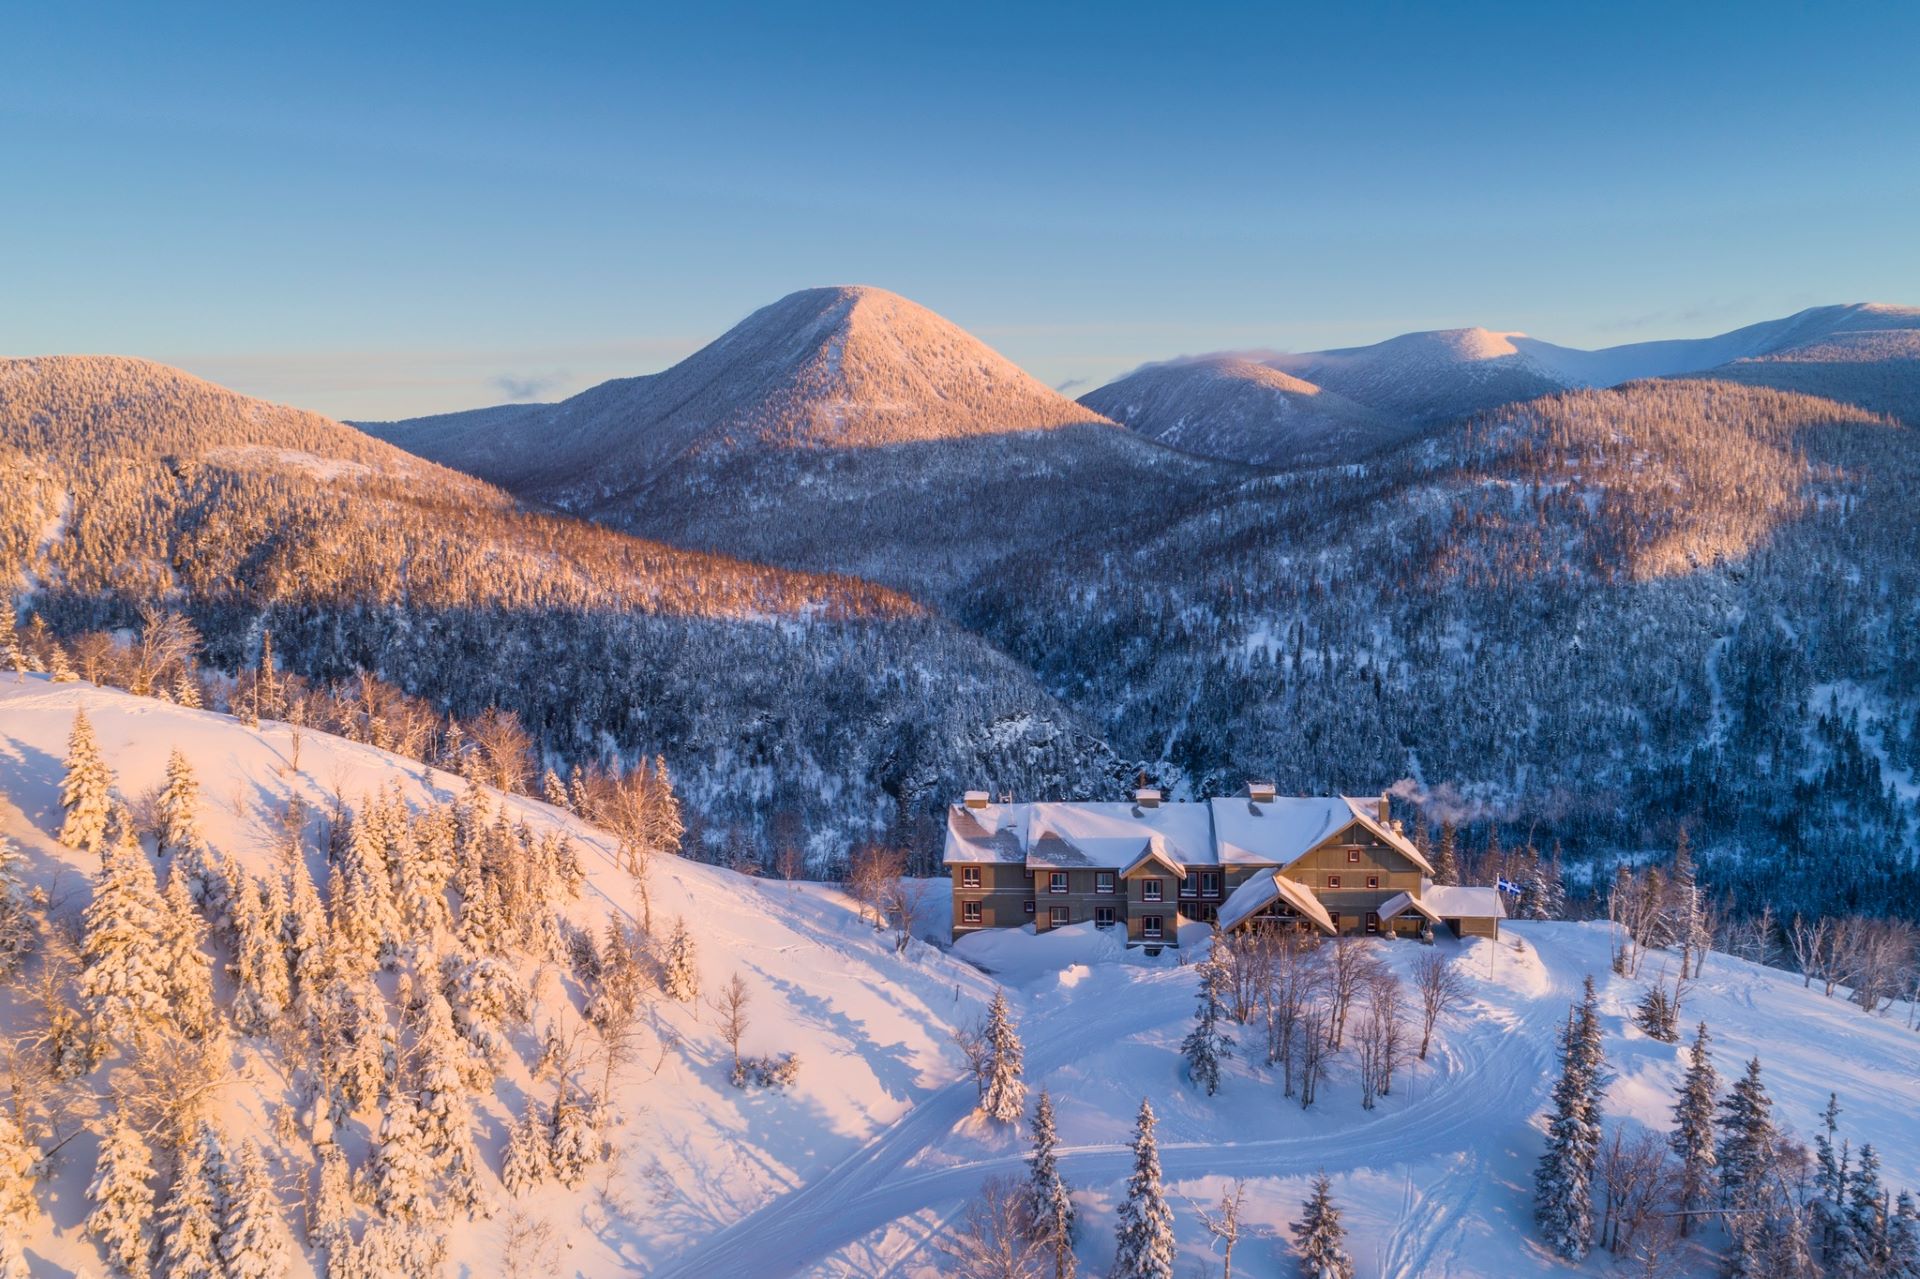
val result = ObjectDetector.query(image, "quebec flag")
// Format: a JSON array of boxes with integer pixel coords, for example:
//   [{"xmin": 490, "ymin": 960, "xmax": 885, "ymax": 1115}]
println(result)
[{"xmin": 1496, "ymin": 875, "xmax": 1523, "ymax": 896}]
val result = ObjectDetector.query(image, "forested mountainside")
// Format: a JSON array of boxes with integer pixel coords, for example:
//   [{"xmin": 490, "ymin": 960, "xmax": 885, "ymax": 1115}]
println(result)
[
  {"xmin": 965, "ymin": 379, "xmax": 1920, "ymax": 917},
  {"xmin": 365, "ymin": 286, "xmax": 1240, "ymax": 597},
  {"xmin": 1077, "ymin": 356, "xmax": 1401, "ymax": 467},
  {"xmin": 0, "ymin": 356, "xmax": 1127, "ymax": 852}
]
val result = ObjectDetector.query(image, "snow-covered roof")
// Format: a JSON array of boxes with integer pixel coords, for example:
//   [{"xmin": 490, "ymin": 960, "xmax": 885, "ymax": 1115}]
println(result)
[
  {"xmin": 1421, "ymin": 885, "xmax": 1507, "ymax": 920},
  {"xmin": 945, "ymin": 793, "xmax": 1434, "ymax": 875},
  {"xmin": 1216, "ymin": 868, "xmax": 1336, "ymax": 935},
  {"xmin": 943, "ymin": 799, "xmax": 1215, "ymax": 868},
  {"xmin": 1377, "ymin": 890, "xmax": 1441, "ymax": 924},
  {"xmin": 1121, "ymin": 839, "xmax": 1188, "ymax": 881}
]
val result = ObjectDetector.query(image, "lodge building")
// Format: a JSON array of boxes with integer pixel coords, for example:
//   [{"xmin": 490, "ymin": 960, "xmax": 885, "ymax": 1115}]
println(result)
[{"xmin": 944, "ymin": 784, "xmax": 1503, "ymax": 949}]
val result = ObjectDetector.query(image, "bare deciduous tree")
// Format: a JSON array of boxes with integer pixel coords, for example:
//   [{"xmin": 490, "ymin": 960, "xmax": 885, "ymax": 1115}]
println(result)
[
  {"xmin": 1412, "ymin": 950, "xmax": 1467, "ymax": 1060},
  {"xmin": 938, "ymin": 1174, "xmax": 1047, "ymax": 1279}
]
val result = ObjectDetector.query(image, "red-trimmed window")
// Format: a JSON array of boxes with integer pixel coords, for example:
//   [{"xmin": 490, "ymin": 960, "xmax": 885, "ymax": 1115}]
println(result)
[
  {"xmin": 961, "ymin": 866, "xmax": 981, "ymax": 888},
  {"xmin": 1329, "ymin": 911, "xmax": 1341, "ymax": 930},
  {"xmin": 1326, "ymin": 874, "xmax": 1342, "ymax": 890},
  {"xmin": 1347, "ymin": 847, "xmax": 1362, "ymax": 864},
  {"xmin": 1024, "ymin": 900, "xmax": 1035, "ymax": 916},
  {"xmin": 1095, "ymin": 906, "xmax": 1117, "ymax": 927},
  {"xmin": 1180, "ymin": 876, "xmax": 1198, "ymax": 898},
  {"xmin": 1142, "ymin": 915, "xmax": 1164, "ymax": 940},
  {"xmin": 962, "ymin": 901, "xmax": 982, "ymax": 924},
  {"xmin": 1049, "ymin": 871, "xmax": 1068, "ymax": 894},
  {"xmin": 1095, "ymin": 871, "xmax": 1115, "ymax": 894},
  {"xmin": 1366, "ymin": 875, "xmax": 1380, "ymax": 890},
  {"xmin": 1366, "ymin": 911, "xmax": 1380, "ymax": 934},
  {"xmin": 1142, "ymin": 878, "xmax": 1164, "ymax": 902},
  {"xmin": 1200, "ymin": 872, "xmax": 1221, "ymax": 898},
  {"xmin": 1049, "ymin": 905, "xmax": 1069, "ymax": 926}
]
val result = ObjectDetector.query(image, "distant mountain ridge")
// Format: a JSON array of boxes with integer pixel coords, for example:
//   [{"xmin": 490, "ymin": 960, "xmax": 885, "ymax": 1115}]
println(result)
[{"xmin": 1084, "ymin": 302, "xmax": 1920, "ymax": 465}]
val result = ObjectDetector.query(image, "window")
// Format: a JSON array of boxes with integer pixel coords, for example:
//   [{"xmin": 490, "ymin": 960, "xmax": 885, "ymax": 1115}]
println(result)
[
  {"xmin": 1095, "ymin": 871, "xmax": 1115, "ymax": 894},
  {"xmin": 1191, "ymin": 903, "xmax": 1218, "ymax": 924},
  {"xmin": 1024, "ymin": 900, "xmax": 1035, "ymax": 916},
  {"xmin": 961, "ymin": 866, "xmax": 981, "ymax": 888},
  {"xmin": 1326, "ymin": 874, "xmax": 1342, "ymax": 890},
  {"xmin": 1049, "ymin": 905, "xmax": 1069, "ymax": 927},
  {"xmin": 962, "ymin": 901, "xmax": 982, "ymax": 924},
  {"xmin": 1366, "ymin": 911, "xmax": 1380, "ymax": 935},
  {"xmin": 1049, "ymin": 871, "xmax": 1068, "ymax": 895},
  {"xmin": 1180, "ymin": 876, "xmax": 1197, "ymax": 898},
  {"xmin": 1142, "ymin": 915, "xmax": 1164, "ymax": 941},
  {"xmin": 1094, "ymin": 906, "xmax": 1117, "ymax": 927},
  {"xmin": 1366, "ymin": 875, "xmax": 1380, "ymax": 890},
  {"xmin": 1347, "ymin": 848, "xmax": 1362, "ymax": 864},
  {"xmin": 1025, "ymin": 869, "xmax": 1034, "ymax": 883},
  {"xmin": 1200, "ymin": 872, "xmax": 1221, "ymax": 898},
  {"xmin": 1329, "ymin": 911, "xmax": 1341, "ymax": 930},
  {"xmin": 1142, "ymin": 878, "xmax": 1163, "ymax": 902}
]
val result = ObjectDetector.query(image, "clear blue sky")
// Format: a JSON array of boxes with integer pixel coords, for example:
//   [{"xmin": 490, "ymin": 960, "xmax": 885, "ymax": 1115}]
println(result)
[{"xmin": 4, "ymin": 2, "xmax": 1917, "ymax": 420}]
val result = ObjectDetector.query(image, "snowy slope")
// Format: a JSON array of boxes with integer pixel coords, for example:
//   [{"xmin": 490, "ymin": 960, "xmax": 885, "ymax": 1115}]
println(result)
[
  {"xmin": 1077, "ymin": 356, "xmax": 1404, "ymax": 467},
  {"xmin": 7, "ymin": 676, "xmax": 1918, "ymax": 1277}
]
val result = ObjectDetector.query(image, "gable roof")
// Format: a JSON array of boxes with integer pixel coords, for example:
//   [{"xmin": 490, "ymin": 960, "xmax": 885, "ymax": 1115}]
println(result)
[
  {"xmin": 1217, "ymin": 868, "xmax": 1336, "ymax": 935},
  {"xmin": 1121, "ymin": 840, "xmax": 1187, "ymax": 881},
  {"xmin": 1377, "ymin": 890, "xmax": 1442, "ymax": 925},
  {"xmin": 1422, "ymin": 884, "xmax": 1507, "ymax": 920}
]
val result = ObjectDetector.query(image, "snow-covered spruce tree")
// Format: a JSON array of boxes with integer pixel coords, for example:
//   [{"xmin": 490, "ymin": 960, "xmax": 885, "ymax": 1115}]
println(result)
[
  {"xmin": 88, "ymin": 1111, "xmax": 156, "ymax": 1278},
  {"xmin": 1812, "ymin": 1092, "xmax": 1851, "ymax": 1259},
  {"xmin": 159, "ymin": 868, "xmax": 217, "ymax": 1040},
  {"xmin": 1181, "ymin": 941, "xmax": 1236, "ymax": 1096},
  {"xmin": 663, "ymin": 915, "xmax": 699, "ymax": 1003},
  {"xmin": 542, "ymin": 769, "xmax": 569, "ymax": 810},
  {"xmin": 59, "ymin": 708, "xmax": 115, "ymax": 855},
  {"xmin": 230, "ymin": 872, "xmax": 291, "ymax": 1034},
  {"xmin": 1838, "ymin": 1143, "xmax": 1890, "ymax": 1277},
  {"xmin": 1668, "ymin": 1020, "xmax": 1717, "ymax": 1236},
  {"xmin": 502, "ymin": 1095, "xmax": 553, "ymax": 1198},
  {"xmin": 156, "ymin": 748, "xmax": 201, "ymax": 859},
  {"xmin": 158, "ymin": 1122, "xmax": 227, "ymax": 1279},
  {"xmin": 372, "ymin": 1093, "xmax": 435, "ymax": 1224},
  {"xmin": 1533, "ymin": 977, "xmax": 1605, "ymax": 1261},
  {"xmin": 396, "ymin": 805, "xmax": 454, "ymax": 943},
  {"xmin": 448, "ymin": 953, "xmax": 528, "ymax": 1069},
  {"xmin": 549, "ymin": 1086, "xmax": 599, "ymax": 1189},
  {"xmin": 1291, "ymin": 1172, "xmax": 1355, "ymax": 1279},
  {"xmin": 411, "ymin": 989, "xmax": 492, "ymax": 1219},
  {"xmin": 0, "ymin": 835, "xmax": 32, "ymax": 979},
  {"xmin": 980, "ymin": 988, "xmax": 1027, "ymax": 1124},
  {"xmin": 220, "ymin": 1139, "xmax": 290, "ymax": 1279},
  {"xmin": 332, "ymin": 802, "xmax": 400, "ymax": 974},
  {"xmin": 1887, "ymin": 1192, "xmax": 1920, "ymax": 1278},
  {"xmin": 308, "ymin": 1140, "xmax": 355, "ymax": 1258},
  {"xmin": 284, "ymin": 855, "xmax": 332, "ymax": 1016},
  {"xmin": 1433, "ymin": 822, "xmax": 1460, "ymax": 887},
  {"xmin": 47, "ymin": 640, "xmax": 76, "ymax": 683},
  {"xmin": 80, "ymin": 817, "xmax": 170, "ymax": 1051},
  {"xmin": 1111, "ymin": 1098, "xmax": 1175, "ymax": 1279},
  {"xmin": 0, "ymin": 1105, "xmax": 39, "ymax": 1229},
  {"xmin": 1717, "ymin": 1056, "xmax": 1781, "ymax": 1277},
  {"xmin": 1027, "ymin": 1090, "xmax": 1075, "ymax": 1279}
]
